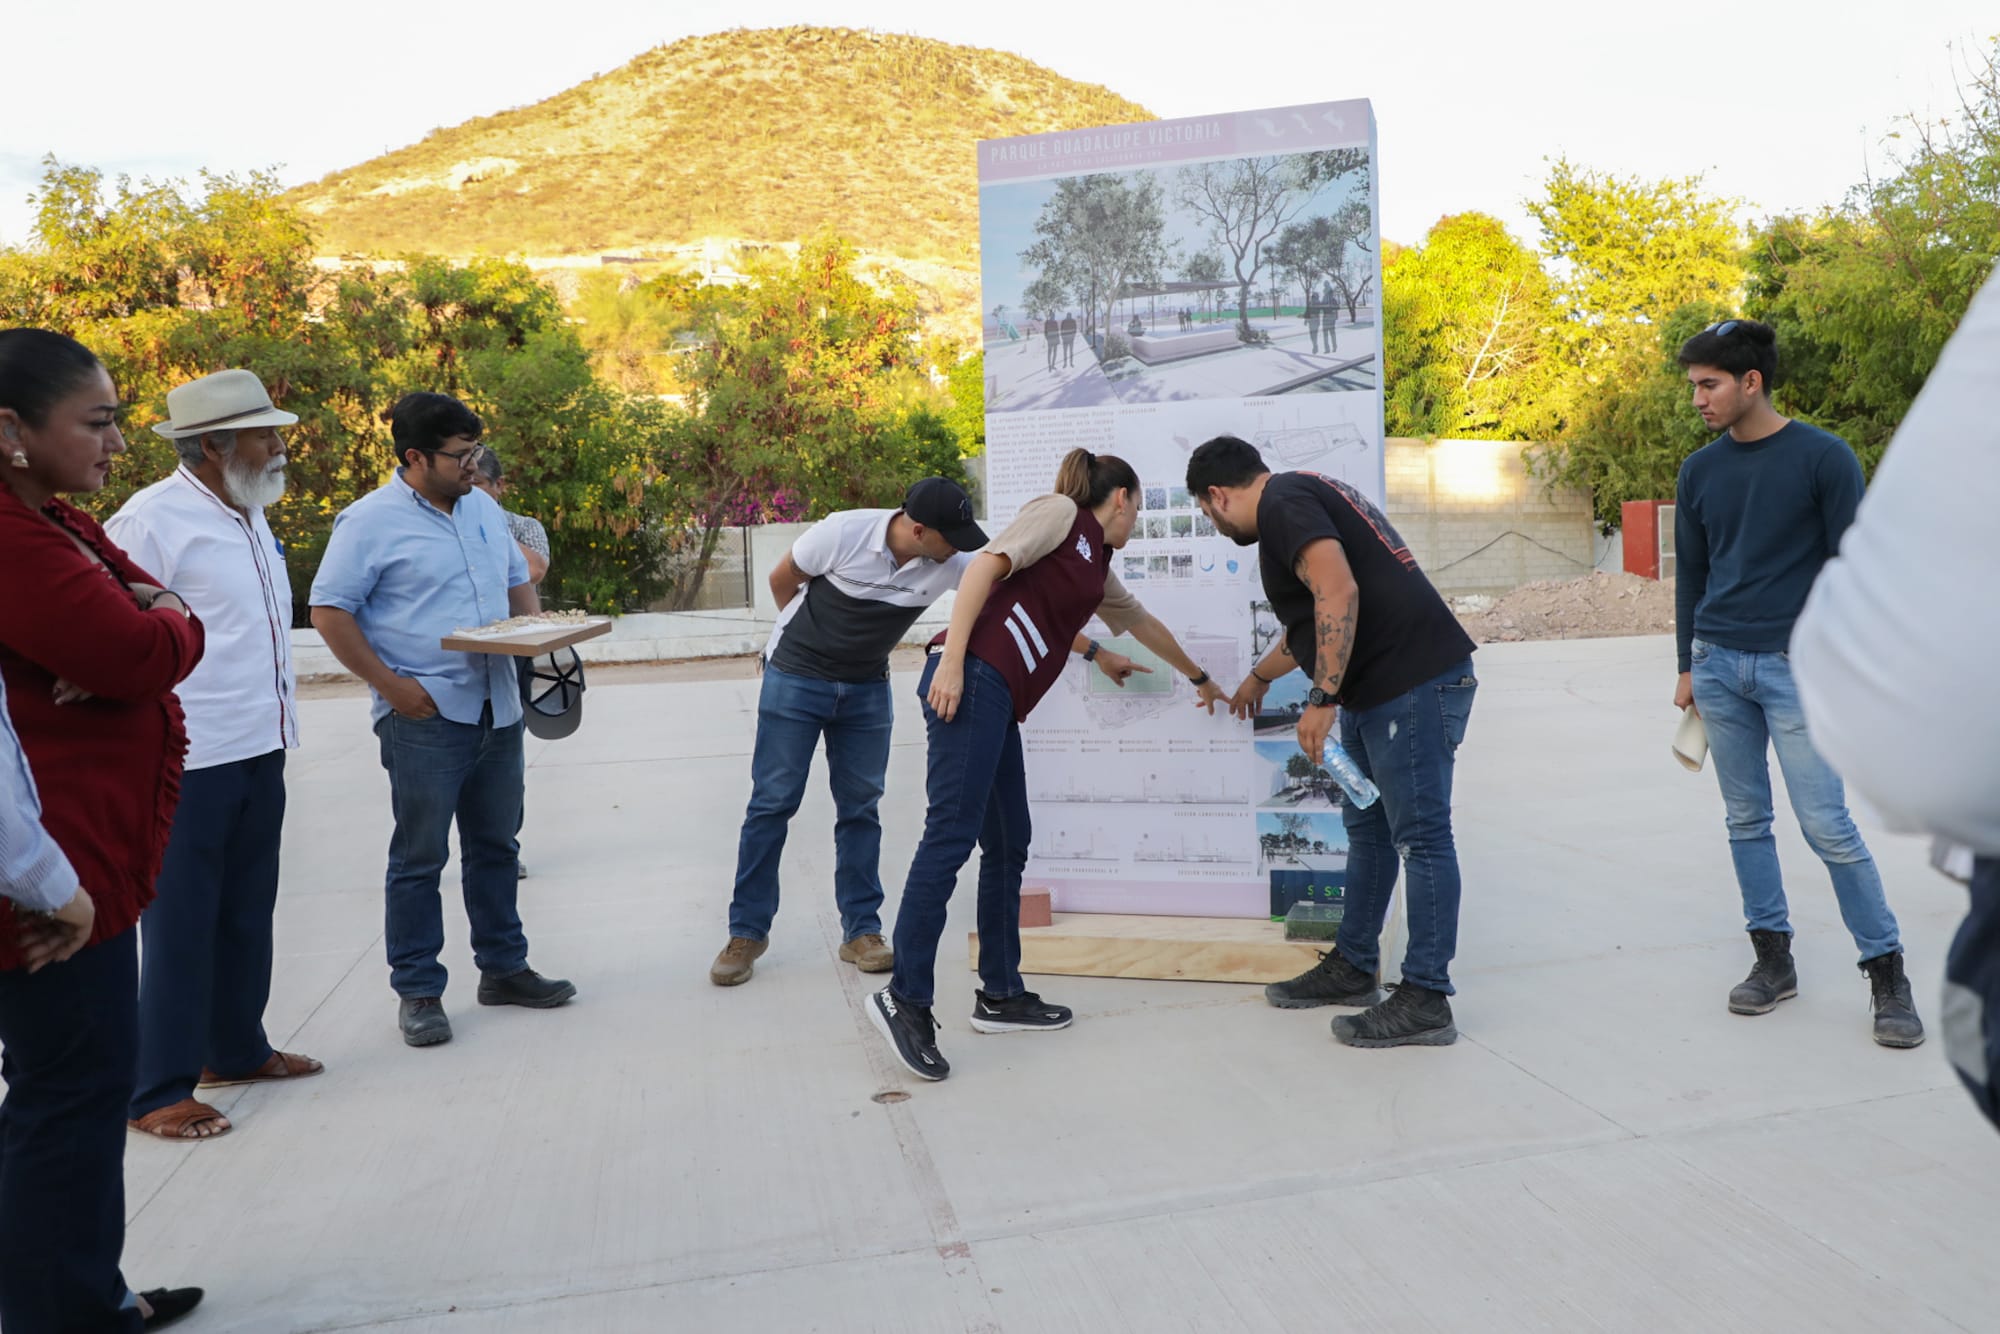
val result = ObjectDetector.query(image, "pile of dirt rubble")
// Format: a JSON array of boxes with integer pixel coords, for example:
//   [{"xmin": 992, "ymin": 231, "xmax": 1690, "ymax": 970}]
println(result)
[{"xmin": 1452, "ymin": 572, "xmax": 1675, "ymax": 643}]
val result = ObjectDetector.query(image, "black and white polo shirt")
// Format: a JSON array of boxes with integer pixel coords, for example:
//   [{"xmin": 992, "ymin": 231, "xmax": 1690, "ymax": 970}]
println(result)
[{"xmin": 766, "ymin": 509, "xmax": 975, "ymax": 682}]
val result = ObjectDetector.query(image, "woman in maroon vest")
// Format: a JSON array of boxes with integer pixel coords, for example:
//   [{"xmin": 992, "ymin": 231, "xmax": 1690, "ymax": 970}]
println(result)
[{"xmin": 868, "ymin": 448, "xmax": 1229, "ymax": 1080}]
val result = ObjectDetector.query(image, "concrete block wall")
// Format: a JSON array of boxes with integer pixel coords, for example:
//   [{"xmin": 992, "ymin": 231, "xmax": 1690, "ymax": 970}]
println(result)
[{"xmin": 1382, "ymin": 437, "xmax": 1595, "ymax": 598}]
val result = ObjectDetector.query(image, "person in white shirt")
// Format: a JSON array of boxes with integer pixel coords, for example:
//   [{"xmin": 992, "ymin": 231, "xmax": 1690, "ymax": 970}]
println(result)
[
  {"xmin": 710, "ymin": 479, "xmax": 990, "ymax": 986},
  {"xmin": 1791, "ymin": 266, "xmax": 2000, "ymax": 1131},
  {"xmin": 105, "ymin": 369, "xmax": 321, "ymax": 1143}
]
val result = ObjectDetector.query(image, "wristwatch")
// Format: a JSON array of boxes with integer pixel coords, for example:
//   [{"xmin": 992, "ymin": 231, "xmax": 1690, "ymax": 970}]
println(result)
[
  {"xmin": 1189, "ymin": 670, "xmax": 1211, "ymax": 687},
  {"xmin": 1083, "ymin": 639, "xmax": 1102, "ymax": 662},
  {"xmin": 1307, "ymin": 686, "xmax": 1337, "ymax": 708}
]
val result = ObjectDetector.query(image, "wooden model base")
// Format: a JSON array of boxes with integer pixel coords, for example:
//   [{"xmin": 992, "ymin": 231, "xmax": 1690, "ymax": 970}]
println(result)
[
  {"xmin": 970, "ymin": 913, "xmax": 1324, "ymax": 985},
  {"xmin": 439, "ymin": 618, "xmax": 614, "ymax": 657}
]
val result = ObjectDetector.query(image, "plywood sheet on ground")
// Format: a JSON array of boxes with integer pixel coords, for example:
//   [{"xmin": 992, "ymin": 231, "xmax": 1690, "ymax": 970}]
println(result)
[{"xmin": 972, "ymin": 913, "xmax": 1323, "ymax": 983}]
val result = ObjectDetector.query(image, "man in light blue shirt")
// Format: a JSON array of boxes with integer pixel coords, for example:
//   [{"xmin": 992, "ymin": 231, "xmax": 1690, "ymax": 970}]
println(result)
[
  {"xmin": 0, "ymin": 672, "xmax": 92, "ymax": 971},
  {"xmin": 311, "ymin": 392, "xmax": 574, "ymax": 1048}
]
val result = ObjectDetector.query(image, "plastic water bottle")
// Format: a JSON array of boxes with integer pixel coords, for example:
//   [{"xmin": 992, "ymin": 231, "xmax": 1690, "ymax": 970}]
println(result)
[{"xmin": 1320, "ymin": 737, "xmax": 1380, "ymax": 809}]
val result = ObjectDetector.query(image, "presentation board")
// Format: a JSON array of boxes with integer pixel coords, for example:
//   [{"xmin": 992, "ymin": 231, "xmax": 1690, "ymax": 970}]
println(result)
[{"xmin": 978, "ymin": 99, "xmax": 1384, "ymax": 917}]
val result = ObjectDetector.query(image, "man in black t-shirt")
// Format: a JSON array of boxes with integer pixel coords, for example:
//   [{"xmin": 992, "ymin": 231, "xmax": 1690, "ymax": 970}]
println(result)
[{"xmin": 1190, "ymin": 436, "xmax": 1478, "ymax": 1049}]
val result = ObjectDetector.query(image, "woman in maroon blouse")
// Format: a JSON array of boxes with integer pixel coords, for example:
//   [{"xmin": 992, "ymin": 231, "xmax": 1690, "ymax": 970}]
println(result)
[
  {"xmin": 868, "ymin": 448, "xmax": 1230, "ymax": 1081},
  {"xmin": 0, "ymin": 329, "xmax": 205, "ymax": 1333}
]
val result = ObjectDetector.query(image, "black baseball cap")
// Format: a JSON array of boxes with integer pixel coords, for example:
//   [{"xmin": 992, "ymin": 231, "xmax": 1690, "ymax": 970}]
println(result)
[
  {"xmin": 520, "ymin": 648, "xmax": 586, "ymax": 741},
  {"xmin": 902, "ymin": 477, "xmax": 987, "ymax": 552}
]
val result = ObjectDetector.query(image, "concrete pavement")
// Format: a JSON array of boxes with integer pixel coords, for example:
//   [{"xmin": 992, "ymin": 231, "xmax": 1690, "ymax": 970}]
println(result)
[{"xmin": 99, "ymin": 636, "xmax": 1999, "ymax": 1331}]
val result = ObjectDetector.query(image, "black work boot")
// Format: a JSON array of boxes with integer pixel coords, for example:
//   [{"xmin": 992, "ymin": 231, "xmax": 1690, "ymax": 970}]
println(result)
[
  {"xmin": 1728, "ymin": 929, "xmax": 1799, "ymax": 1015},
  {"xmin": 1860, "ymin": 951, "xmax": 1925, "ymax": 1048},
  {"xmin": 1265, "ymin": 948, "xmax": 1384, "ymax": 1009},
  {"xmin": 398, "ymin": 997, "xmax": 452, "ymax": 1047},
  {"xmin": 1331, "ymin": 984, "xmax": 1457, "ymax": 1048}
]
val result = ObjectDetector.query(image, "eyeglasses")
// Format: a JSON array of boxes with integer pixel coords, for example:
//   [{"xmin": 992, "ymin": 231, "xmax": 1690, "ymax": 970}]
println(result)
[{"xmin": 430, "ymin": 443, "xmax": 488, "ymax": 468}]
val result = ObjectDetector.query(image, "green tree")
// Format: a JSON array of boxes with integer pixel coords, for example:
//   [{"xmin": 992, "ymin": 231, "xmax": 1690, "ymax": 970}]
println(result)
[
  {"xmin": 568, "ymin": 267, "xmax": 697, "ymax": 395},
  {"xmin": 1527, "ymin": 158, "xmax": 1745, "ymax": 360},
  {"xmin": 1523, "ymin": 160, "xmax": 1747, "ymax": 522},
  {"xmin": 1533, "ymin": 300, "xmax": 1730, "ymax": 522},
  {"xmin": 1747, "ymin": 39, "xmax": 1999, "ymax": 469},
  {"xmin": 1381, "ymin": 213, "xmax": 1562, "ymax": 440},
  {"xmin": 943, "ymin": 351, "xmax": 985, "ymax": 457},
  {"xmin": 648, "ymin": 234, "xmax": 963, "ymax": 605},
  {"xmin": 0, "ymin": 161, "xmax": 670, "ymax": 614}
]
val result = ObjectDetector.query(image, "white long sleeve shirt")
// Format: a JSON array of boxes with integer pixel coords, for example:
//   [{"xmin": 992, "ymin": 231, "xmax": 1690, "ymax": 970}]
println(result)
[
  {"xmin": 105, "ymin": 468, "xmax": 299, "ymax": 771},
  {"xmin": 1791, "ymin": 266, "xmax": 2000, "ymax": 855}
]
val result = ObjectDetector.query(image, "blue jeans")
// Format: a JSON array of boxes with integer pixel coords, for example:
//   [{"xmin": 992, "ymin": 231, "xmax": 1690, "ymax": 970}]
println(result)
[
  {"xmin": 375, "ymin": 707, "xmax": 530, "ymax": 998},
  {"xmin": 1334, "ymin": 659, "xmax": 1478, "ymax": 995},
  {"xmin": 1690, "ymin": 640, "xmax": 1900, "ymax": 960},
  {"xmin": 131, "ymin": 749, "xmax": 287, "ymax": 1119},
  {"xmin": 889, "ymin": 654, "xmax": 1030, "ymax": 1008},
  {"xmin": 728, "ymin": 665, "xmax": 896, "ymax": 942},
  {"xmin": 0, "ymin": 929, "xmax": 145, "ymax": 1333}
]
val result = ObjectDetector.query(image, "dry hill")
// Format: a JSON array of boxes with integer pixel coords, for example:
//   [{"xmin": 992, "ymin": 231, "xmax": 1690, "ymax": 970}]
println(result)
[{"xmin": 291, "ymin": 26, "xmax": 1155, "ymax": 265}]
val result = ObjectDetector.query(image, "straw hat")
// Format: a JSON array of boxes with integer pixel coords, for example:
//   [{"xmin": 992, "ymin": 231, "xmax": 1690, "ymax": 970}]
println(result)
[{"xmin": 151, "ymin": 369, "xmax": 298, "ymax": 439}]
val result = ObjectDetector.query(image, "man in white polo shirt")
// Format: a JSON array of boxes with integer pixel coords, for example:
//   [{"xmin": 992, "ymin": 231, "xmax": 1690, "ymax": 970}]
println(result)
[
  {"xmin": 712, "ymin": 478, "xmax": 1149, "ymax": 985},
  {"xmin": 106, "ymin": 369, "xmax": 319, "ymax": 1142},
  {"xmin": 711, "ymin": 479, "xmax": 987, "ymax": 986}
]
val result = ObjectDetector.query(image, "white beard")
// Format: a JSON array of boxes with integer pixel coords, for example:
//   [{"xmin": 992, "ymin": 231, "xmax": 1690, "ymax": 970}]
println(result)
[{"xmin": 224, "ymin": 456, "xmax": 288, "ymax": 511}]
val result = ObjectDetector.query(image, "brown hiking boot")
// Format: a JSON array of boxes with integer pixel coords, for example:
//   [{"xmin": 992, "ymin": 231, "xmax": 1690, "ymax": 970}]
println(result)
[
  {"xmin": 709, "ymin": 936, "xmax": 768, "ymax": 986},
  {"xmin": 838, "ymin": 933, "xmax": 894, "ymax": 973}
]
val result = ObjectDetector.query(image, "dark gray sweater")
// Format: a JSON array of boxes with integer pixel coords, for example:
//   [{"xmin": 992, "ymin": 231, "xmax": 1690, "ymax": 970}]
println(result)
[{"xmin": 1674, "ymin": 420, "xmax": 1863, "ymax": 673}]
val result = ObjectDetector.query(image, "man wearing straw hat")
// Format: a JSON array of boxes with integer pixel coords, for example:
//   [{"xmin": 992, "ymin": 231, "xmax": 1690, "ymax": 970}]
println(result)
[{"xmin": 106, "ymin": 369, "xmax": 321, "ymax": 1143}]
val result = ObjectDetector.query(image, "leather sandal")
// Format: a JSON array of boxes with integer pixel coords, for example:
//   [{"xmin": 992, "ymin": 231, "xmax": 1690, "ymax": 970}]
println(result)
[
  {"xmin": 129, "ymin": 1098, "xmax": 232, "ymax": 1140},
  {"xmin": 198, "ymin": 1050, "xmax": 323, "ymax": 1087}
]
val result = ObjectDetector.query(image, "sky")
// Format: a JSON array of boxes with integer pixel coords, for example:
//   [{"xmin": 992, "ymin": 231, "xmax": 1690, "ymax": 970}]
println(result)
[{"xmin": 2, "ymin": 0, "xmax": 1993, "ymax": 252}]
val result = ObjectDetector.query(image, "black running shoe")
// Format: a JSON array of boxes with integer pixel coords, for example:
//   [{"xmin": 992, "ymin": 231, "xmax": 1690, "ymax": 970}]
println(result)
[
  {"xmin": 970, "ymin": 990, "xmax": 1074, "ymax": 1033},
  {"xmin": 1265, "ymin": 948, "xmax": 1385, "ymax": 1009},
  {"xmin": 1331, "ymin": 984, "xmax": 1458, "ymax": 1048},
  {"xmin": 869, "ymin": 988, "xmax": 949, "ymax": 1081}
]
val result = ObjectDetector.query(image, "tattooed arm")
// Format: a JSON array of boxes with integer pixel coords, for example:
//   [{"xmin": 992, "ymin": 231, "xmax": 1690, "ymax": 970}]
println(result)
[{"xmin": 1292, "ymin": 537, "xmax": 1359, "ymax": 760}]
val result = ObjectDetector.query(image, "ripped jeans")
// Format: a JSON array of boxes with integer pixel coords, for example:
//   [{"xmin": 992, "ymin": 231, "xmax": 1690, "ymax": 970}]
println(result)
[{"xmin": 1332, "ymin": 660, "xmax": 1478, "ymax": 994}]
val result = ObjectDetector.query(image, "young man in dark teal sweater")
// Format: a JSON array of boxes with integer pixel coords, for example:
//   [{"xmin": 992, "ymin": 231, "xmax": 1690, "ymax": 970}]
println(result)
[{"xmin": 1673, "ymin": 319, "xmax": 1922, "ymax": 1048}]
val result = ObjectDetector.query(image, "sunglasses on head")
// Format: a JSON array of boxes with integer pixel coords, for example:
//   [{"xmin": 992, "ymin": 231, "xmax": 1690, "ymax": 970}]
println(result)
[{"xmin": 1705, "ymin": 320, "xmax": 1742, "ymax": 338}]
